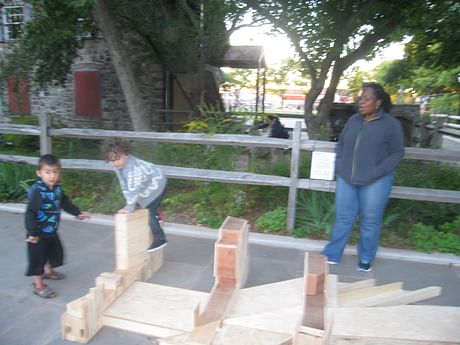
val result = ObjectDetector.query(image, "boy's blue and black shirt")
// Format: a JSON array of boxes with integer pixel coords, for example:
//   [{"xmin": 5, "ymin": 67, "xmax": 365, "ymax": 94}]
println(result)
[{"xmin": 25, "ymin": 179, "xmax": 80, "ymax": 237}]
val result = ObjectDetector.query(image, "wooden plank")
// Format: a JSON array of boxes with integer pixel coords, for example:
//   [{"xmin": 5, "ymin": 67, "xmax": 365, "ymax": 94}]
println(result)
[
  {"xmin": 114, "ymin": 209, "xmax": 153, "ymax": 270},
  {"xmin": 226, "ymin": 278, "xmax": 303, "ymax": 318},
  {"xmin": 287, "ymin": 121, "xmax": 301, "ymax": 231},
  {"xmin": 212, "ymin": 324, "xmax": 292, "ymax": 345},
  {"xmin": 338, "ymin": 282, "xmax": 403, "ymax": 307},
  {"xmin": 224, "ymin": 305, "xmax": 302, "ymax": 335},
  {"xmin": 350, "ymin": 286, "xmax": 442, "ymax": 307},
  {"xmin": 303, "ymin": 292, "xmax": 325, "ymax": 330},
  {"xmin": 332, "ymin": 305, "xmax": 460, "ymax": 344},
  {"xmin": 103, "ymin": 282, "xmax": 209, "ymax": 333},
  {"xmin": 62, "ymin": 285, "xmax": 105, "ymax": 343},
  {"xmin": 196, "ymin": 284, "xmax": 235, "ymax": 326},
  {"xmin": 213, "ymin": 216, "xmax": 249, "ymax": 289},
  {"xmin": 2, "ymin": 153, "xmax": 459, "ymax": 204},
  {"xmin": 102, "ymin": 315, "xmax": 183, "ymax": 339},
  {"xmin": 325, "ymin": 274, "xmax": 338, "ymax": 309},
  {"xmin": 293, "ymin": 331, "xmax": 323, "ymax": 345},
  {"xmin": 161, "ymin": 320, "xmax": 222, "ymax": 345},
  {"xmin": 49, "ymin": 127, "xmax": 292, "ymax": 148},
  {"xmin": 337, "ymin": 279, "xmax": 376, "ymax": 294},
  {"xmin": 301, "ymin": 253, "xmax": 326, "ymax": 331},
  {"xmin": 3, "ymin": 122, "xmax": 459, "ymax": 162},
  {"xmin": 305, "ymin": 253, "xmax": 327, "ymax": 296}
]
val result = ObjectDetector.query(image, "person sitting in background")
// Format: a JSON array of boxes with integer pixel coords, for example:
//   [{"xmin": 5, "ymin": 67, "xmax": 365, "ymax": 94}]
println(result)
[{"xmin": 256, "ymin": 115, "xmax": 290, "ymax": 139}]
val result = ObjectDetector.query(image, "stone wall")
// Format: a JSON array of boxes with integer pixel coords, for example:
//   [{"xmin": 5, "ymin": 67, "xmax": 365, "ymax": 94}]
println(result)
[{"xmin": 1, "ymin": 38, "xmax": 165, "ymax": 130}]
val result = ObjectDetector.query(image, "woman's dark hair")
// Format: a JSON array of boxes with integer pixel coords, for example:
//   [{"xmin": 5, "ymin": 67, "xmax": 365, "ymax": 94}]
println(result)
[{"xmin": 362, "ymin": 82, "xmax": 392, "ymax": 112}]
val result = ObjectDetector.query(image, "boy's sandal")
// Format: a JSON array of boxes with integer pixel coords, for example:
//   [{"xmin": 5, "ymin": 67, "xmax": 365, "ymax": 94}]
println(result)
[
  {"xmin": 33, "ymin": 284, "xmax": 57, "ymax": 299},
  {"xmin": 43, "ymin": 271, "xmax": 66, "ymax": 280}
]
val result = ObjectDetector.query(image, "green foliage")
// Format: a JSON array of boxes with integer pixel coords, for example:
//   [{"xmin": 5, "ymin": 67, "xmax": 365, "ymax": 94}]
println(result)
[
  {"xmin": 196, "ymin": 212, "xmax": 224, "ymax": 229},
  {"xmin": 410, "ymin": 220, "xmax": 460, "ymax": 255},
  {"xmin": 184, "ymin": 103, "xmax": 245, "ymax": 135},
  {"xmin": 256, "ymin": 207, "xmax": 287, "ymax": 233},
  {"xmin": 60, "ymin": 171, "xmax": 123, "ymax": 213},
  {"xmin": 394, "ymin": 160, "xmax": 460, "ymax": 226},
  {"xmin": 2, "ymin": 116, "xmax": 40, "ymax": 153},
  {"xmin": 0, "ymin": 0, "xmax": 96, "ymax": 87},
  {"xmin": 403, "ymin": 1, "xmax": 460, "ymax": 69},
  {"xmin": 293, "ymin": 191, "xmax": 335, "ymax": 239},
  {"xmin": 344, "ymin": 66, "xmax": 374, "ymax": 99},
  {"xmin": 52, "ymin": 138, "xmax": 103, "ymax": 159},
  {"xmin": 429, "ymin": 94, "xmax": 458, "ymax": 115},
  {"xmin": 0, "ymin": 163, "xmax": 35, "ymax": 201}
]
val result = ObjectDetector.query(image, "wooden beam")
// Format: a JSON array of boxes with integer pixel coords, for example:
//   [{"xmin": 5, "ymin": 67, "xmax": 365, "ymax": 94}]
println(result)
[
  {"xmin": 332, "ymin": 305, "xmax": 460, "ymax": 344},
  {"xmin": 339, "ymin": 282, "xmax": 403, "ymax": 307}
]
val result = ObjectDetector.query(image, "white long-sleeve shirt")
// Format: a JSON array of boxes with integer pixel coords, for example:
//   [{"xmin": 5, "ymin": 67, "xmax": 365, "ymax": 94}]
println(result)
[{"xmin": 114, "ymin": 155, "xmax": 167, "ymax": 211}]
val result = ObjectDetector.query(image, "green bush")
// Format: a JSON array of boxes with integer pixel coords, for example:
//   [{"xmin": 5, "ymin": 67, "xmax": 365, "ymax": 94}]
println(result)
[
  {"xmin": 256, "ymin": 207, "xmax": 287, "ymax": 233},
  {"xmin": 195, "ymin": 211, "xmax": 224, "ymax": 228},
  {"xmin": 410, "ymin": 218, "xmax": 460, "ymax": 255},
  {"xmin": 0, "ymin": 163, "xmax": 35, "ymax": 201},
  {"xmin": 2, "ymin": 116, "xmax": 40, "ymax": 153},
  {"xmin": 293, "ymin": 191, "xmax": 335, "ymax": 239},
  {"xmin": 429, "ymin": 94, "xmax": 457, "ymax": 115}
]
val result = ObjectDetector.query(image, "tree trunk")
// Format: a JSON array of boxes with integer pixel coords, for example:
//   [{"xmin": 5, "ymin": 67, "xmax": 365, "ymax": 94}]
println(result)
[
  {"xmin": 304, "ymin": 79, "xmax": 325, "ymax": 139},
  {"xmin": 305, "ymin": 60, "xmax": 347, "ymax": 140},
  {"xmin": 92, "ymin": 0, "xmax": 152, "ymax": 131}
]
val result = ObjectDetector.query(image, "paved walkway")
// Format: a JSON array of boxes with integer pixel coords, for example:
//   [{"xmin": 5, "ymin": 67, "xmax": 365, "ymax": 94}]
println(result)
[{"xmin": 1, "ymin": 204, "xmax": 459, "ymax": 345}]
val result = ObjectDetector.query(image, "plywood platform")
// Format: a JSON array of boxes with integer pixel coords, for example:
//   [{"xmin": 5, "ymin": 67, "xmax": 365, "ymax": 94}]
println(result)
[
  {"xmin": 103, "ymin": 281, "xmax": 209, "ymax": 335},
  {"xmin": 62, "ymin": 213, "xmax": 460, "ymax": 345}
]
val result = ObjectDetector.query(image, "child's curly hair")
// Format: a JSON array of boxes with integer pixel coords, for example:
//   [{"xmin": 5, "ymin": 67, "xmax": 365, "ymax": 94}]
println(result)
[{"xmin": 102, "ymin": 138, "xmax": 132, "ymax": 161}]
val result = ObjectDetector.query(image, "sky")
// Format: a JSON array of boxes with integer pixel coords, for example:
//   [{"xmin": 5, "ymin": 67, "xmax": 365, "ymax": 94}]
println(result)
[{"xmin": 230, "ymin": 25, "xmax": 405, "ymax": 71}]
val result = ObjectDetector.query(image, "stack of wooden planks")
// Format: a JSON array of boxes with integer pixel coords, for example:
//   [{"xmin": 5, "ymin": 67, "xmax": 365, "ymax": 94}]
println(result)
[{"xmin": 61, "ymin": 215, "xmax": 460, "ymax": 344}]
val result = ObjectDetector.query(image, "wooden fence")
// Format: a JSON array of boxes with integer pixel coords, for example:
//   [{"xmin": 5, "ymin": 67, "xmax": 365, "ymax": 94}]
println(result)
[{"xmin": 0, "ymin": 113, "xmax": 459, "ymax": 231}]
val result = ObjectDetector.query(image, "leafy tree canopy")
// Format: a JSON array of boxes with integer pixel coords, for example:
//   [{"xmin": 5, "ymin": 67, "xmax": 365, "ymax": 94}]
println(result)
[
  {"xmin": 230, "ymin": 0, "xmax": 457, "ymax": 138},
  {"xmin": 1, "ymin": 0, "xmax": 234, "ymax": 87},
  {"xmin": 403, "ymin": 1, "xmax": 460, "ymax": 69}
]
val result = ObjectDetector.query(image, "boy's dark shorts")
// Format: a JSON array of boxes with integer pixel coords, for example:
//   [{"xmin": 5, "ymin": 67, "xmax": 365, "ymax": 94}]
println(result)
[{"xmin": 26, "ymin": 234, "xmax": 64, "ymax": 276}]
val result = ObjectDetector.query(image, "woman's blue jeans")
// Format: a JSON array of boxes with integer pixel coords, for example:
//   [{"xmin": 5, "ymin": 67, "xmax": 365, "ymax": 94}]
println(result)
[
  {"xmin": 321, "ymin": 173, "xmax": 394, "ymax": 263},
  {"xmin": 146, "ymin": 190, "xmax": 166, "ymax": 243}
]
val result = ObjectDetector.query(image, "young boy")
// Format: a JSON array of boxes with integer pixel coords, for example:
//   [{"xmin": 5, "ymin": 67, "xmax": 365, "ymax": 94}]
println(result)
[
  {"xmin": 25, "ymin": 154, "xmax": 90, "ymax": 298},
  {"xmin": 102, "ymin": 138, "xmax": 168, "ymax": 252}
]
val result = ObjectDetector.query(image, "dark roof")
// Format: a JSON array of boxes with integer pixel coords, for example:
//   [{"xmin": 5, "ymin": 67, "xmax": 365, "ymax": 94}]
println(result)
[{"xmin": 218, "ymin": 45, "xmax": 266, "ymax": 69}]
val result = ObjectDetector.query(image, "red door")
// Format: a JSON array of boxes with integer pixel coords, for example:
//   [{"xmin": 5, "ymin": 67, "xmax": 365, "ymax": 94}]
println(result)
[
  {"xmin": 8, "ymin": 77, "xmax": 31, "ymax": 115},
  {"xmin": 74, "ymin": 71, "xmax": 101, "ymax": 117}
]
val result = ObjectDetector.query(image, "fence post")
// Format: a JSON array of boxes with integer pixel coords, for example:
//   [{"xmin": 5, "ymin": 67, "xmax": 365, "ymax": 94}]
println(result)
[
  {"xmin": 287, "ymin": 121, "xmax": 302, "ymax": 232},
  {"xmin": 39, "ymin": 112, "xmax": 52, "ymax": 155}
]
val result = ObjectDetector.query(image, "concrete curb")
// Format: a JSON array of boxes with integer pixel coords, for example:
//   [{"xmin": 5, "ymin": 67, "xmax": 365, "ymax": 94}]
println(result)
[{"xmin": 2, "ymin": 203, "xmax": 459, "ymax": 267}]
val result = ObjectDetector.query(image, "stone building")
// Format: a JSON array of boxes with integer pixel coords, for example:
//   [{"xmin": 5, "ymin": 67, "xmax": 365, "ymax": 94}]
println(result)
[{"xmin": 0, "ymin": 0, "xmax": 226, "ymax": 131}]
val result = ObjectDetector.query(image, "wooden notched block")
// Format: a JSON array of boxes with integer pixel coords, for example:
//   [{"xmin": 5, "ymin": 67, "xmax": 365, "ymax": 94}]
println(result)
[
  {"xmin": 62, "ymin": 210, "xmax": 163, "ymax": 343},
  {"xmin": 213, "ymin": 216, "xmax": 249, "ymax": 289},
  {"xmin": 305, "ymin": 253, "xmax": 327, "ymax": 296}
]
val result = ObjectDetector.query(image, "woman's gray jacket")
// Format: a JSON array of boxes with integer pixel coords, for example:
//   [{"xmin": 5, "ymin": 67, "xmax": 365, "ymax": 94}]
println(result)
[{"xmin": 335, "ymin": 109, "xmax": 405, "ymax": 185}]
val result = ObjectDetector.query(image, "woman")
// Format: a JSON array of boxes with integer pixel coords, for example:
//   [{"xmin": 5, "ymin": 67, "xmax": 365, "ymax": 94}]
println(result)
[{"xmin": 321, "ymin": 82, "xmax": 405, "ymax": 272}]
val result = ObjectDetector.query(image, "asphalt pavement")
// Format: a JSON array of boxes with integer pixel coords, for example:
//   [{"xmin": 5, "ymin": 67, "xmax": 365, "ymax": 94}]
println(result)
[{"xmin": 1, "ymin": 204, "xmax": 459, "ymax": 345}]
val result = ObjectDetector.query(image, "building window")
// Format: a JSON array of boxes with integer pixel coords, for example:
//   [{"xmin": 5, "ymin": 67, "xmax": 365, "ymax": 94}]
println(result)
[
  {"xmin": 8, "ymin": 77, "xmax": 31, "ymax": 115},
  {"xmin": 74, "ymin": 70, "xmax": 101, "ymax": 117},
  {"xmin": 1, "ymin": 1, "xmax": 25, "ymax": 42}
]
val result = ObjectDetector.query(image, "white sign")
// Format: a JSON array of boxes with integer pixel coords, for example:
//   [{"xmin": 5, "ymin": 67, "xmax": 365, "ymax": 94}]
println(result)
[{"xmin": 310, "ymin": 151, "xmax": 336, "ymax": 180}]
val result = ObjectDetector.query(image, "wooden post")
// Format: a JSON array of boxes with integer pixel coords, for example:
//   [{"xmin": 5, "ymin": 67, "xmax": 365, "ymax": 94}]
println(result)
[
  {"xmin": 431, "ymin": 117, "xmax": 444, "ymax": 148},
  {"xmin": 39, "ymin": 111, "xmax": 52, "ymax": 155},
  {"xmin": 287, "ymin": 121, "xmax": 302, "ymax": 232}
]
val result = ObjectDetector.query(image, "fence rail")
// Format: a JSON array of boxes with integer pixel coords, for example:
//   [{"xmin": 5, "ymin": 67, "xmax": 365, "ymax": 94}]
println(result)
[{"xmin": 1, "ymin": 114, "xmax": 459, "ymax": 231}]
